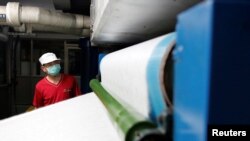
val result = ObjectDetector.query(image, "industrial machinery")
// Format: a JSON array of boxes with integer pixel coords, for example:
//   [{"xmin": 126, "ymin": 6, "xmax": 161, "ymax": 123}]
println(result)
[
  {"xmin": 174, "ymin": 0, "xmax": 250, "ymax": 141},
  {"xmin": 0, "ymin": 0, "xmax": 249, "ymax": 141}
]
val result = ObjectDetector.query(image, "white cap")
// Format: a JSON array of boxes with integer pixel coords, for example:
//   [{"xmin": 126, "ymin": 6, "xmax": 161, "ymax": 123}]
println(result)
[{"xmin": 39, "ymin": 52, "xmax": 61, "ymax": 65}]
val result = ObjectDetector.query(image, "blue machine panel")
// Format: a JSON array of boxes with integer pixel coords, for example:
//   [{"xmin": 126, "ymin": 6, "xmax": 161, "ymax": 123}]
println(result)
[{"xmin": 174, "ymin": 0, "xmax": 250, "ymax": 141}]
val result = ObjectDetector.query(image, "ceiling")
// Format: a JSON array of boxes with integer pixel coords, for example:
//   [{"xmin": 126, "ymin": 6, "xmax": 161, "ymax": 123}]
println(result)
[
  {"xmin": 0, "ymin": 0, "xmax": 91, "ymax": 15},
  {"xmin": 63, "ymin": 0, "xmax": 90, "ymax": 15}
]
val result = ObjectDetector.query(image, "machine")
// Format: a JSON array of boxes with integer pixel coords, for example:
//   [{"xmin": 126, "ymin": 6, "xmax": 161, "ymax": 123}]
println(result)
[{"xmin": 0, "ymin": 0, "xmax": 249, "ymax": 141}]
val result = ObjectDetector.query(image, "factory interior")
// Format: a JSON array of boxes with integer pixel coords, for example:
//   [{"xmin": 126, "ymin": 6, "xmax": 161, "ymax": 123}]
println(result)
[{"xmin": 0, "ymin": 0, "xmax": 249, "ymax": 141}]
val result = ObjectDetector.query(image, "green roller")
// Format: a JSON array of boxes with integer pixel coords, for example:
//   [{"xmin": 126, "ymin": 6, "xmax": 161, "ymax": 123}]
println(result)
[{"xmin": 89, "ymin": 79, "xmax": 158, "ymax": 141}]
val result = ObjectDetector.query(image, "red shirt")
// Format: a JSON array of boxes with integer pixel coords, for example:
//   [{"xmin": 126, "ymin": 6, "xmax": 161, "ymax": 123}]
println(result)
[{"xmin": 33, "ymin": 74, "xmax": 81, "ymax": 108}]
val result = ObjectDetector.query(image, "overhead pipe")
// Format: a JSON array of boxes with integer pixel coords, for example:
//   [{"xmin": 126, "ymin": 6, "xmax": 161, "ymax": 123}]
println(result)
[
  {"xmin": 11, "ymin": 23, "xmax": 90, "ymax": 36},
  {"xmin": 20, "ymin": 6, "xmax": 90, "ymax": 29},
  {"xmin": 26, "ymin": 24, "xmax": 90, "ymax": 36},
  {"xmin": 32, "ymin": 24, "xmax": 90, "ymax": 35},
  {"xmin": 0, "ymin": 2, "xmax": 90, "ymax": 35}
]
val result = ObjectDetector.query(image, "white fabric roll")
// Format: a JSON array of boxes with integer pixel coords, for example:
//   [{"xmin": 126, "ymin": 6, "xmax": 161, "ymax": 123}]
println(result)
[
  {"xmin": 100, "ymin": 33, "xmax": 175, "ymax": 119},
  {"xmin": 0, "ymin": 93, "xmax": 121, "ymax": 141}
]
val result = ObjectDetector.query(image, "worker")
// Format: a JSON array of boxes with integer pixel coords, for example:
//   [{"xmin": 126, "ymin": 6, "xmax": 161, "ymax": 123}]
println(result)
[{"xmin": 32, "ymin": 52, "xmax": 81, "ymax": 108}]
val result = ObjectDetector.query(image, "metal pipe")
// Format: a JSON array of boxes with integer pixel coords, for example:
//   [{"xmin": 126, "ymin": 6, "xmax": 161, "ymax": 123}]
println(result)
[
  {"xmin": 20, "ymin": 6, "xmax": 90, "ymax": 29},
  {"xmin": 31, "ymin": 24, "xmax": 91, "ymax": 36},
  {"xmin": 0, "ymin": 2, "xmax": 90, "ymax": 35}
]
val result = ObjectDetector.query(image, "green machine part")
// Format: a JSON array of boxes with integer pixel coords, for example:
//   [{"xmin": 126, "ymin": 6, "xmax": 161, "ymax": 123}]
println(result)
[{"xmin": 90, "ymin": 79, "xmax": 163, "ymax": 141}]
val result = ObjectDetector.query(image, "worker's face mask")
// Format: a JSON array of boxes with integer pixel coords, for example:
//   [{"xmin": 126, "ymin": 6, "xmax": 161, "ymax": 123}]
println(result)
[{"xmin": 46, "ymin": 64, "xmax": 61, "ymax": 76}]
